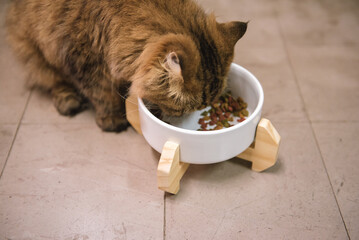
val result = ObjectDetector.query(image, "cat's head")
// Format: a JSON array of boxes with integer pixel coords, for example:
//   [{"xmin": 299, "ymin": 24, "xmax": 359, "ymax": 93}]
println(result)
[{"xmin": 131, "ymin": 20, "xmax": 247, "ymax": 116}]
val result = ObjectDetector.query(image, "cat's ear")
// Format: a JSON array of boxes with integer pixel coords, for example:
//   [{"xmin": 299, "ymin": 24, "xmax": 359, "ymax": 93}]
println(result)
[
  {"xmin": 164, "ymin": 52, "xmax": 182, "ymax": 77},
  {"xmin": 219, "ymin": 21, "xmax": 248, "ymax": 47},
  {"xmin": 163, "ymin": 51, "xmax": 185, "ymax": 97}
]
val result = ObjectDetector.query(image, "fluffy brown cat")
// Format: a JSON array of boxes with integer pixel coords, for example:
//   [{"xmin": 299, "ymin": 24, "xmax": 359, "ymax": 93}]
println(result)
[{"xmin": 6, "ymin": 0, "xmax": 247, "ymax": 132}]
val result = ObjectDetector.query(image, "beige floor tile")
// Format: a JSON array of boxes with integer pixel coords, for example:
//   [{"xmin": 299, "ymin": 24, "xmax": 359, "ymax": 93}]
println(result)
[
  {"xmin": 285, "ymin": 45, "xmax": 359, "ymax": 122},
  {"xmin": 198, "ymin": 0, "xmax": 282, "ymax": 50},
  {"xmin": 164, "ymin": 122, "xmax": 348, "ymax": 240},
  {"xmin": 22, "ymin": 91, "xmax": 96, "ymax": 124},
  {"xmin": 275, "ymin": 0, "xmax": 359, "ymax": 122},
  {"xmin": 237, "ymin": 17, "xmax": 282, "ymax": 50},
  {"xmin": 0, "ymin": 58, "xmax": 29, "ymax": 124},
  {"xmin": 0, "ymin": 124, "xmax": 164, "ymax": 239},
  {"xmin": 276, "ymin": 0, "xmax": 359, "ymax": 47},
  {"xmin": 313, "ymin": 122, "xmax": 359, "ymax": 239},
  {"xmin": 0, "ymin": 124, "xmax": 17, "ymax": 172},
  {"xmin": 198, "ymin": 0, "xmax": 277, "ymax": 20}
]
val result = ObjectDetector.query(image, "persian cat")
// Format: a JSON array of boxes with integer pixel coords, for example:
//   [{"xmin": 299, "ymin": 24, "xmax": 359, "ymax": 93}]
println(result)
[{"xmin": 6, "ymin": 0, "xmax": 247, "ymax": 131}]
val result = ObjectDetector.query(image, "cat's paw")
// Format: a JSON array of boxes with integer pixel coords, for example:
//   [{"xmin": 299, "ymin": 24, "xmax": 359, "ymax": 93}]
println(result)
[
  {"xmin": 96, "ymin": 115, "xmax": 129, "ymax": 132},
  {"xmin": 53, "ymin": 94, "xmax": 87, "ymax": 116}
]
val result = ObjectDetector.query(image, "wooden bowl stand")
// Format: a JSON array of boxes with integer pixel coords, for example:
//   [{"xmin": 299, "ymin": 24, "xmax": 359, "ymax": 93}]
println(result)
[{"xmin": 126, "ymin": 95, "xmax": 281, "ymax": 194}]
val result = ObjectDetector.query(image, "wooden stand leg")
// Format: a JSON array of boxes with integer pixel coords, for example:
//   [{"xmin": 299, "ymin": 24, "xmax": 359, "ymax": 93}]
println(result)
[
  {"xmin": 125, "ymin": 96, "xmax": 190, "ymax": 194},
  {"xmin": 157, "ymin": 141, "xmax": 190, "ymax": 194},
  {"xmin": 125, "ymin": 94, "xmax": 142, "ymax": 135},
  {"xmin": 237, "ymin": 118, "xmax": 281, "ymax": 172}
]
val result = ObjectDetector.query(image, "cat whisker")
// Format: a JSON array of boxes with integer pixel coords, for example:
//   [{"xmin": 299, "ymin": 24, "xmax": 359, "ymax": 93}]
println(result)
[
  {"xmin": 113, "ymin": 88, "xmax": 140, "ymax": 106},
  {"xmin": 119, "ymin": 108, "xmax": 139, "ymax": 118},
  {"xmin": 113, "ymin": 89, "xmax": 128, "ymax": 100}
]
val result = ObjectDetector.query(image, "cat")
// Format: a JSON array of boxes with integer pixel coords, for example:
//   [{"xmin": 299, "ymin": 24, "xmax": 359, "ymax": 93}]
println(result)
[{"xmin": 6, "ymin": 0, "xmax": 247, "ymax": 132}]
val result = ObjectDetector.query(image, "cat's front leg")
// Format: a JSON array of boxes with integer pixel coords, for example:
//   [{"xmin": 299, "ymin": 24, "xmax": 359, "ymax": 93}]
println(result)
[
  {"xmin": 96, "ymin": 111, "xmax": 129, "ymax": 132},
  {"xmin": 88, "ymin": 81, "xmax": 130, "ymax": 132}
]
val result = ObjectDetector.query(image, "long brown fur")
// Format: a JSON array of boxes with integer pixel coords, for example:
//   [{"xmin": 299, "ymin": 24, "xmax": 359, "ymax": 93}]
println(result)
[{"xmin": 6, "ymin": 0, "xmax": 247, "ymax": 131}]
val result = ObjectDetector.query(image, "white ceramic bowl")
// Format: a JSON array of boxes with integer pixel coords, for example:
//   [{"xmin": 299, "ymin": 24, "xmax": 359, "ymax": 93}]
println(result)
[{"xmin": 138, "ymin": 63, "xmax": 264, "ymax": 164}]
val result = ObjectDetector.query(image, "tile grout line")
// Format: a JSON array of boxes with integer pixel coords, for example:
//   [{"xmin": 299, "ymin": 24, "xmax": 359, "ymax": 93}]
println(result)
[
  {"xmin": 275, "ymin": 14, "xmax": 351, "ymax": 240},
  {"xmin": 0, "ymin": 90, "xmax": 33, "ymax": 180},
  {"xmin": 163, "ymin": 193, "xmax": 166, "ymax": 240}
]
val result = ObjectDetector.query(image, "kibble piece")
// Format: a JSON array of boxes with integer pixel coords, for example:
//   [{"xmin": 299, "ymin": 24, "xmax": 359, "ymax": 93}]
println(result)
[
  {"xmin": 201, "ymin": 111, "xmax": 208, "ymax": 116},
  {"xmin": 212, "ymin": 103, "xmax": 220, "ymax": 108},
  {"xmin": 214, "ymin": 125, "xmax": 223, "ymax": 130},
  {"xmin": 237, "ymin": 118, "xmax": 245, "ymax": 123},
  {"xmin": 223, "ymin": 121, "xmax": 230, "ymax": 128},
  {"xmin": 203, "ymin": 116, "xmax": 211, "ymax": 121},
  {"xmin": 241, "ymin": 109, "xmax": 249, "ymax": 117}
]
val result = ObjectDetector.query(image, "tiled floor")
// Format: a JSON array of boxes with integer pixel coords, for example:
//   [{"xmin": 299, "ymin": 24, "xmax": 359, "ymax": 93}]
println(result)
[{"xmin": 0, "ymin": 0, "xmax": 358, "ymax": 239}]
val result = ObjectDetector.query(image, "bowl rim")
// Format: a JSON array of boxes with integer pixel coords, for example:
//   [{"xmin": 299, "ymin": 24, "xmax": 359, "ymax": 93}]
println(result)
[{"xmin": 138, "ymin": 63, "xmax": 264, "ymax": 136}]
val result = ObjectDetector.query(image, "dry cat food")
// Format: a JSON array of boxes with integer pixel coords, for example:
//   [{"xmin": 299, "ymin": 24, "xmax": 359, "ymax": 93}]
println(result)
[{"xmin": 197, "ymin": 92, "xmax": 248, "ymax": 131}]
